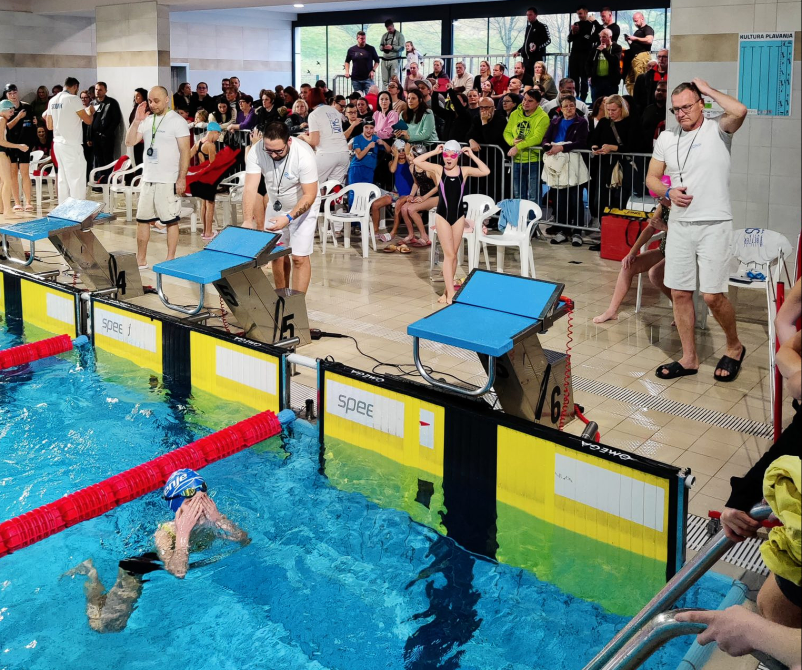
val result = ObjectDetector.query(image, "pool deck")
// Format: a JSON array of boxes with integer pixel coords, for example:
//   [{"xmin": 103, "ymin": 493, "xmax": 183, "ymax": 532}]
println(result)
[{"xmin": 1, "ymin": 204, "xmax": 792, "ymax": 525}]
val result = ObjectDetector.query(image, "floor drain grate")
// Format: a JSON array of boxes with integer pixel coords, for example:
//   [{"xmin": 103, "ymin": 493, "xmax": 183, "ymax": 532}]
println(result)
[{"xmin": 687, "ymin": 513, "xmax": 769, "ymax": 575}]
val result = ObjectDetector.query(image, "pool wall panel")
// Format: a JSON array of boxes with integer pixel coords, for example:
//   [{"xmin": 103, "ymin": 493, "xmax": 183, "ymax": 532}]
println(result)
[
  {"xmin": 0, "ymin": 266, "xmax": 81, "ymax": 338},
  {"xmin": 319, "ymin": 361, "xmax": 685, "ymax": 617},
  {"xmin": 90, "ymin": 297, "xmax": 285, "ymax": 414}
]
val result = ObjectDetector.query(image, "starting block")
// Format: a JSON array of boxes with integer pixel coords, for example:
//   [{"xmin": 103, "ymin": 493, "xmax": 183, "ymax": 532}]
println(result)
[
  {"xmin": 408, "ymin": 269, "xmax": 573, "ymax": 428},
  {"xmin": 153, "ymin": 226, "xmax": 311, "ymax": 346},
  {"xmin": 0, "ymin": 198, "xmax": 142, "ymax": 298}
]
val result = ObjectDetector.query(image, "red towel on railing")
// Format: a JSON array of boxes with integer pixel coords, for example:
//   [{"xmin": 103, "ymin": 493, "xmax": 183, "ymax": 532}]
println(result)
[{"xmin": 185, "ymin": 146, "xmax": 241, "ymax": 191}]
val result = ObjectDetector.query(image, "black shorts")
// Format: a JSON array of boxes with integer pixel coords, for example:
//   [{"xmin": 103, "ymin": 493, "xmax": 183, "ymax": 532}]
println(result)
[
  {"xmin": 189, "ymin": 181, "xmax": 217, "ymax": 203},
  {"xmin": 776, "ymin": 574, "xmax": 802, "ymax": 608},
  {"xmin": 258, "ymin": 175, "xmax": 267, "ymax": 197},
  {"xmin": 8, "ymin": 148, "xmax": 31, "ymax": 164}
]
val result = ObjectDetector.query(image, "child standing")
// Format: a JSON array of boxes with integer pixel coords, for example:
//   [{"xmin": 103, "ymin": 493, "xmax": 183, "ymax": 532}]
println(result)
[{"xmin": 348, "ymin": 118, "xmax": 390, "ymax": 186}]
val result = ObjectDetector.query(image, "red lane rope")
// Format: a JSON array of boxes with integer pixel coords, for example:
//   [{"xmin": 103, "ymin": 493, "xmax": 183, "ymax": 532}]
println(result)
[
  {"xmin": 559, "ymin": 297, "xmax": 574, "ymax": 431},
  {"xmin": 0, "ymin": 334, "xmax": 74, "ymax": 371},
  {"xmin": 0, "ymin": 411, "xmax": 281, "ymax": 559}
]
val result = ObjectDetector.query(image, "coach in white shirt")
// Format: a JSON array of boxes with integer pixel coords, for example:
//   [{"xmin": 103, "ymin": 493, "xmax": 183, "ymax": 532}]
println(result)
[
  {"xmin": 46, "ymin": 77, "xmax": 94, "ymax": 203},
  {"xmin": 647, "ymin": 78, "xmax": 747, "ymax": 383},
  {"xmin": 242, "ymin": 121, "xmax": 319, "ymax": 293},
  {"xmin": 125, "ymin": 86, "xmax": 190, "ymax": 269},
  {"xmin": 298, "ymin": 99, "xmax": 349, "ymax": 184}
]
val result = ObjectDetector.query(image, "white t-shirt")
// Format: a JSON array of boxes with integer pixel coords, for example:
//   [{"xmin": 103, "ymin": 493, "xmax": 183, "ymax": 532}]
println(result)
[
  {"xmin": 653, "ymin": 117, "xmax": 733, "ymax": 221},
  {"xmin": 48, "ymin": 91, "xmax": 84, "ymax": 145},
  {"xmin": 138, "ymin": 111, "xmax": 190, "ymax": 184},
  {"xmin": 245, "ymin": 137, "xmax": 319, "ymax": 212},
  {"xmin": 308, "ymin": 106, "xmax": 348, "ymax": 155}
]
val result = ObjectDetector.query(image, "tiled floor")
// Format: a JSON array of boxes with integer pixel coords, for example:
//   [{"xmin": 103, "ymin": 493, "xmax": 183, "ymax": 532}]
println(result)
[{"xmin": 4, "ymin": 203, "xmax": 794, "ymax": 523}]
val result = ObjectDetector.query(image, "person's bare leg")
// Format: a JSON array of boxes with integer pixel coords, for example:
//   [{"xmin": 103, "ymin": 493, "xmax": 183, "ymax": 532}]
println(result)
[
  {"xmin": 20, "ymin": 163, "xmax": 32, "ymax": 209},
  {"xmin": 757, "ymin": 575, "xmax": 802, "ymax": 628},
  {"xmin": 388, "ymin": 196, "xmax": 408, "ymax": 238},
  {"xmin": 593, "ymin": 251, "xmax": 664, "ymax": 324},
  {"xmin": 647, "ymin": 259, "xmax": 672, "ymax": 300},
  {"xmin": 9, "ymin": 163, "xmax": 21, "ymax": 208},
  {"xmin": 0, "ymin": 156, "xmax": 13, "ymax": 217},
  {"xmin": 407, "ymin": 197, "xmax": 435, "ymax": 243},
  {"xmin": 272, "ymin": 256, "xmax": 290, "ymax": 289},
  {"xmin": 371, "ymin": 195, "xmax": 391, "ymax": 233},
  {"xmin": 136, "ymin": 223, "xmax": 150, "ymax": 266},
  {"xmin": 659, "ymin": 289, "xmax": 698, "ymax": 374},
  {"xmin": 704, "ymin": 292, "xmax": 744, "ymax": 378},
  {"xmin": 400, "ymin": 203, "xmax": 416, "ymax": 242},
  {"xmin": 203, "ymin": 202, "xmax": 215, "ymax": 237},
  {"xmin": 290, "ymin": 255, "xmax": 311, "ymax": 293},
  {"xmin": 165, "ymin": 223, "xmax": 179, "ymax": 261},
  {"xmin": 436, "ymin": 216, "xmax": 461, "ymax": 304}
]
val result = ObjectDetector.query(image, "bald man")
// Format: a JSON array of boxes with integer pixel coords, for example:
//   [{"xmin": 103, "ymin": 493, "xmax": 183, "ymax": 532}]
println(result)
[{"xmin": 125, "ymin": 86, "xmax": 190, "ymax": 269}]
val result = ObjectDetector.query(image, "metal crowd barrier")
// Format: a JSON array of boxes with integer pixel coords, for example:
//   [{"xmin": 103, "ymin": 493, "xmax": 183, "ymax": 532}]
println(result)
[{"xmin": 417, "ymin": 53, "xmax": 569, "ymax": 87}]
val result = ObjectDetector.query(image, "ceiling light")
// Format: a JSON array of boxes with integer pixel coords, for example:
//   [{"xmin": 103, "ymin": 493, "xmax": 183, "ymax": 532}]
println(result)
[{"xmin": 294, "ymin": 3, "xmax": 304, "ymax": 6}]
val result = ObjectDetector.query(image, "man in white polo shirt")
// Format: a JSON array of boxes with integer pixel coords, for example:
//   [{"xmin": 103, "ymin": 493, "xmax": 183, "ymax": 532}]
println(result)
[
  {"xmin": 647, "ymin": 78, "xmax": 747, "ymax": 383},
  {"xmin": 298, "ymin": 97, "xmax": 349, "ymax": 185},
  {"xmin": 125, "ymin": 86, "xmax": 190, "ymax": 269},
  {"xmin": 46, "ymin": 77, "xmax": 95, "ymax": 203},
  {"xmin": 242, "ymin": 121, "xmax": 319, "ymax": 293}
]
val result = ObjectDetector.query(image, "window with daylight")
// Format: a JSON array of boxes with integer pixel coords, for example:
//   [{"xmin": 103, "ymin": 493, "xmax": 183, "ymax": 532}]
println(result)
[
  {"xmin": 453, "ymin": 18, "xmax": 489, "ymax": 58},
  {"xmin": 298, "ymin": 26, "xmax": 327, "ymax": 86}
]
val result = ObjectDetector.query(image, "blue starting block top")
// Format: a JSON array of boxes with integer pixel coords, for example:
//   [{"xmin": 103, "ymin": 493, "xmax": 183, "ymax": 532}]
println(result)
[
  {"xmin": 0, "ymin": 216, "xmax": 81, "ymax": 241},
  {"xmin": 407, "ymin": 270, "xmax": 566, "ymax": 358},
  {"xmin": 153, "ymin": 227, "xmax": 282, "ymax": 285}
]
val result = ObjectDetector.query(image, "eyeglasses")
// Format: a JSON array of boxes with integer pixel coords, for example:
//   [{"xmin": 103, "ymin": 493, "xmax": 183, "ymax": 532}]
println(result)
[
  {"xmin": 264, "ymin": 144, "xmax": 289, "ymax": 156},
  {"xmin": 163, "ymin": 481, "xmax": 207, "ymax": 503},
  {"xmin": 479, "ymin": 105, "xmax": 495, "ymax": 111},
  {"xmin": 669, "ymin": 99, "xmax": 702, "ymax": 116}
]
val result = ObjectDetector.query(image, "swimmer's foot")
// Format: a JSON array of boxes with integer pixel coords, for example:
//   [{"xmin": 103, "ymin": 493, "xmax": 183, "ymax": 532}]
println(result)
[
  {"xmin": 592, "ymin": 311, "xmax": 618, "ymax": 324},
  {"xmin": 63, "ymin": 558, "xmax": 97, "ymax": 580},
  {"xmin": 438, "ymin": 293, "xmax": 448, "ymax": 305}
]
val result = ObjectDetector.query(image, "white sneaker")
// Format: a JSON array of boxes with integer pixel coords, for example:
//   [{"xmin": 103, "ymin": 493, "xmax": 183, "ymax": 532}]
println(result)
[
  {"xmin": 550, "ymin": 232, "xmax": 568, "ymax": 245},
  {"xmin": 571, "ymin": 234, "xmax": 583, "ymax": 247}
]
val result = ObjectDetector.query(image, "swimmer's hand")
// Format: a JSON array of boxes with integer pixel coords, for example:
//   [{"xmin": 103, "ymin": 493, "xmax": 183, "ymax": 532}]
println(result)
[
  {"xmin": 61, "ymin": 558, "xmax": 97, "ymax": 581},
  {"xmin": 175, "ymin": 496, "xmax": 204, "ymax": 539},
  {"xmin": 198, "ymin": 493, "xmax": 222, "ymax": 523}
]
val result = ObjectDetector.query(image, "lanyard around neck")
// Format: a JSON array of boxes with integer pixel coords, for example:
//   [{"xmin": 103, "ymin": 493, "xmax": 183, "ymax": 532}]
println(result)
[{"xmin": 150, "ymin": 113, "xmax": 167, "ymax": 145}]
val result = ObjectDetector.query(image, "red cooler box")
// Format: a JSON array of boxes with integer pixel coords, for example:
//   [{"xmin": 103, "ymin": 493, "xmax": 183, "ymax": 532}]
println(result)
[{"xmin": 600, "ymin": 208, "xmax": 658, "ymax": 261}]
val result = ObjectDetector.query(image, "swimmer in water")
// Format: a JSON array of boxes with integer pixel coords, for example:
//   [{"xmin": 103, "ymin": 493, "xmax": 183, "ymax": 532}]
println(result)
[{"xmin": 65, "ymin": 469, "xmax": 249, "ymax": 633}]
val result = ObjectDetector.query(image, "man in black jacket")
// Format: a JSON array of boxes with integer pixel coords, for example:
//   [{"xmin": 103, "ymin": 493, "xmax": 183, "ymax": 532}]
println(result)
[
  {"xmin": 639, "ymin": 80, "xmax": 667, "ymax": 151},
  {"xmin": 567, "ymin": 6, "xmax": 598, "ymax": 103},
  {"xmin": 90, "ymin": 81, "xmax": 122, "ymax": 183},
  {"xmin": 469, "ymin": 98, "xmax": 508, "ymax": 202},
  {"xmin": 513, "ymin": 7, "xmax": 552, "ymax": 77},
  {"xmin": 191, "ymin": 82, "xmax": 217, "ymax": 116}
]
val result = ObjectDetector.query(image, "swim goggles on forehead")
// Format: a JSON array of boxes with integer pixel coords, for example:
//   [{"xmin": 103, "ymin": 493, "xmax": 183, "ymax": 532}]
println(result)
[{"xmin": 163, "ymin": 481, "xmax": 208, "ymax": 502}]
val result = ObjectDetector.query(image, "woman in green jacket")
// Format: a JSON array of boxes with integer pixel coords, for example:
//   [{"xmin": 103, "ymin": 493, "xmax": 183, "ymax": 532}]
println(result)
[{"xmin": 395, "ymin": 89, "xmax": 438, "ymax": 144}]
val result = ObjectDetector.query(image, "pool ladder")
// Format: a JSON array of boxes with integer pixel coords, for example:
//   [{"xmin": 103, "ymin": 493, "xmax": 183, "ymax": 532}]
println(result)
[{"xmin": 583, "ymin": 503, "xmax": 789, "ymax": 670}]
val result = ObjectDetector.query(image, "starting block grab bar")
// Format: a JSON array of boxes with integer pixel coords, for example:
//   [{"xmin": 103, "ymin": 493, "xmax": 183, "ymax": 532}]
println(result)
[
  {"xmin": 156, "ymin": 273, "xmax": 207, "ymax": 316},
  {"xmin": 412, "ymin": 336, "xmax": 496, "ymax": 397}
]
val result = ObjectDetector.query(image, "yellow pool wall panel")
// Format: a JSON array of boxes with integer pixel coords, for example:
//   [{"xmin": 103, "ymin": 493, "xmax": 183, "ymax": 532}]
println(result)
[
  {"xmin": 496, "ymin": 426, "xmax": 670, "ymax": 563},
  {"xmin": 323, "ymin": 373, "xmax": 445, "ymax": 479},
  {"xmin": 189, "ymin": 331, "xmax": 281, "ymax": 413},
  {"xmin": 93, "ymin": 303, "xmax": 162, "ymax": 373},
  {"xmin": 0, "ymin": 276, "xmax": 5, "ymax": 315},
  {"xmin": 19, "ymin": 279, "xmax": 77, "ymax": 337}
]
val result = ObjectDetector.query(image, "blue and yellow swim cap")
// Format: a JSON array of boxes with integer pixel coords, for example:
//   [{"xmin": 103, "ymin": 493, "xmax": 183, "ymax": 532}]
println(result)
[{"xmin": 163, "ymin": 469, "xmax": 207, "ymax": 513}]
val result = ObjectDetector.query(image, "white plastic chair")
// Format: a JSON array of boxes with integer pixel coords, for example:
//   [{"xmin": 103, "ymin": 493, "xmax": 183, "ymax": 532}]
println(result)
[
  {"xmin": 429, "ymin": 194, "xmax": 496, "ymax": 273},
  {"xmin": 87, "ymin": 157, "xmax": 131, "ymax": 209},
  {"xmin": 475, "ymin": 199, "xmax": 542, "ymax": 278},
  {"xmin": 317, "ymin": 179, "xmax": 343, "ymax": 249},
  {"xmin": 321, "ymin": 183, "xmax": 381, "ymax": 258},
  {"xmin": 107, "ymin": 163, "xmax": 143, "ymax": 221},
  {"xmin": 30, "ymin": 154, "xmax": 56, "ymax": 217}
]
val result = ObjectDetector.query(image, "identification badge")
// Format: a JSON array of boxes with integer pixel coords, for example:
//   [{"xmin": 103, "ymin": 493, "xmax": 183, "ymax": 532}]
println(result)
[{"xmin": 146, "ymin": 147, "xmax": 159, "ymax": 163}]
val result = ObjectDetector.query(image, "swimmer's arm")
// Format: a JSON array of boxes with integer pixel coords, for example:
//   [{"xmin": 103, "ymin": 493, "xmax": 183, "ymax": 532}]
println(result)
[
  {"xmin": 155, "ymin": 528, "xmax": 190, "ymax": 579},
  {"xmin": 214, "ymin": 516, "xmax": 250, "ymax": 545},
  {"xmin": 631, "ymin": 222, "xmax": 660, "ymax": 251}
]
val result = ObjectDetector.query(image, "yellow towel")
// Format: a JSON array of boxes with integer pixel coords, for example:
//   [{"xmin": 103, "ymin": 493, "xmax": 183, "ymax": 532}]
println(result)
[{"xmin": 760, "ymin": 456, "xmax": 801, "ymax": 586}]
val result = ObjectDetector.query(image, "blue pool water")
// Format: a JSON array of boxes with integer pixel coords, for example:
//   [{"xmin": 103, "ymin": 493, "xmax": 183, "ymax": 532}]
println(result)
[{"xmin": 0, "ymin": 323, "xmax": 733, "ymax": 670}]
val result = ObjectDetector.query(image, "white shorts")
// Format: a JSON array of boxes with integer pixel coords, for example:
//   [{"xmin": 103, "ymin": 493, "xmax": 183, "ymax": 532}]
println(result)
[
  {"xmin": 268, "ymin": 201, "xmax": 320, "ymax": 257},
  {"xmin": 663, "ymin": 219, "xmax": 732, "ymax": 294},
  {"xmin": 316, "ymin": 152, "xmax": 349, "ymax": 185},
  {"xmin": 136, "ymin": 181, "xmax": 182, "ymax": 225}
]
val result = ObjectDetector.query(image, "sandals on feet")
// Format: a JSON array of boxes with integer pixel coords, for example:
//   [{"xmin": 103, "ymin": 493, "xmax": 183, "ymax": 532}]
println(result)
[
  {"xmin": 655, "ymin": 361, "xmax": 698, "ymax": 380},
  {"xmin": 714, "ymin": 346, "xmax": 746, "ymax": 383},
  {"xmin": 410, "ymin": 239, "xmax": 431, "ymax": 248}
]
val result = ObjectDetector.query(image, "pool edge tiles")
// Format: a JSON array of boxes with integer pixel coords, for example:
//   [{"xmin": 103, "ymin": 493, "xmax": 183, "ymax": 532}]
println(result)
[{"xmin": 0, "ymin": 267, "xmax": 81, "ymax": 338}]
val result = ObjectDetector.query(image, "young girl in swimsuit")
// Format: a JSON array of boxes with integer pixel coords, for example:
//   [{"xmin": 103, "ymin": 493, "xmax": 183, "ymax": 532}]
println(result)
[
  {"xmin": 411, "ymin": 140, "xmax": 490, "ymax": 304},
  {"xmin": 0, "ymin": 100, "xmax": 29, "ymax": 220}
]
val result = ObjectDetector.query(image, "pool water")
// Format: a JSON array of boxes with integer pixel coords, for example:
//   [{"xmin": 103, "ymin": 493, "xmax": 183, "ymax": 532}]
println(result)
[{"xmin": 0, "ymin": 323, "xmax": 733, "ymax": 670}]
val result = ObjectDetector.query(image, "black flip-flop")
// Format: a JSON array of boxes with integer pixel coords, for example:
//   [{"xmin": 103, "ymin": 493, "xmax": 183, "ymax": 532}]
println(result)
[
  {"xmin": 714, "ymin": 345, "xmax": 746, "ymax": 383},
  {"xmin": 656, "ymin": 361, "xmax": 699, "ymax": 380}
]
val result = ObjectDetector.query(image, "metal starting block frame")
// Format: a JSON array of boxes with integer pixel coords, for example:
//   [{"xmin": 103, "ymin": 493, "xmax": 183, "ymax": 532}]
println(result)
[
  {"xmin": 408, "ymin": 269, "xmax": 574, "ymax": 429},
  {"xmin": 152, "ymin": 226, "xmax": 311, "ymax": 347},
  {"xmin": 0, "ymin": 198, "xmax": 142, "ymax": 299}
]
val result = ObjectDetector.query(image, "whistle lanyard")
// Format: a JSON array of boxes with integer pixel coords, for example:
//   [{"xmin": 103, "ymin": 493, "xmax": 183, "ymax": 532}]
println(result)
[
  {"xmin": 150, "ymin": 114, "xmax": 166, "ymax": 147},
  {"xmin": 676, "ymin": 124, "xmax": 702, "ymax": 186}
]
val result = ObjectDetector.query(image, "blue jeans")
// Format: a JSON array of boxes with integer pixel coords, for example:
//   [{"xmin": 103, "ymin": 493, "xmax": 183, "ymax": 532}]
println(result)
[
  {"xmin": 512, "ymin": 161, "xmax": 541, "ymax": 204},
  {"xmin": 351, "ymin": 78, "xmax": 372, "ymax": 95}
]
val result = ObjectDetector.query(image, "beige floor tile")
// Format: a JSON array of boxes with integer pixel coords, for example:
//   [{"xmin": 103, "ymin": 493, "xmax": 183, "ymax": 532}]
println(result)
[
  {"xmin": 697, "ymin": 477, "xmax": 733, "ymax": 502},
  {"xmin": 688, "ymin": 493, "xmax": 725, "ymax": 517},
  {"xmin": 634, "ymin": 441, "xmax": 686, "ymax": 465},
  {"xmin": 651, "ymin": 427, "xmax": 706, "ymax": 450},
  {"xmin": 688, "ymin": 438, "xmax": 741, "ymax": 462},
  {"xmin": 674, "ymin": 451, "xmax": 727, "ymax": 477}
]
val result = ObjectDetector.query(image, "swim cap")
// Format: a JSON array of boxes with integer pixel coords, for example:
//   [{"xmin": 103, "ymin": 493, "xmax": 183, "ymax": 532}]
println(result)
[
  {"xmin": 443, "ymin": 140, "xmax": 462, "ymax": 154},
  {"xmin": 0, "ymin": 100, "xmax": 14, "ymax": 112},
  {"xmin": 410, "ymin": 143, "xmax": 426, "ymax": 157},
  {"xmin": 207, "ymin": 121, "xmax": 222, "ymax": 132},
  {"xmin": 163, "ymin": 469, "xmax": 206, "ymax": 513}
]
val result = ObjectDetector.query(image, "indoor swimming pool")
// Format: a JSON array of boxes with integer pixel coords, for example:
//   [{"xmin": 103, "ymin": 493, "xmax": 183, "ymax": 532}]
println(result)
[{"xmin": 0, "ymin": 321, "xmax": 734, "ymax": 670}]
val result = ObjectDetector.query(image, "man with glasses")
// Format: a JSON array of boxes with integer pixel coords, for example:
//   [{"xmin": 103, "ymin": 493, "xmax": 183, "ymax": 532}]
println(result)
[
  {"xmin": 191, "ymin": 82, "xmax": 216, "ymax": 115},
  {"xmin": 647, "ymin": 79, "xmax": 748, "ymax": 383},
  {"xmin": 634, "ymin": 49, "xmax": 669, "ymax": 110},
  {"xmin": 242, "ymin": 122, "xmax": 319, "ymax": 294},
  {"xmin": 542, "ymin": 78, "xmax": 588, "ymax": 117},
  {"xmin": 344, "ymin": 31, "xmax": 380, "ymax": 95}
]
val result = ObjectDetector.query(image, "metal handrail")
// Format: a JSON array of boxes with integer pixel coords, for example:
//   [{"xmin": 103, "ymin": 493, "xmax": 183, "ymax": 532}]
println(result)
[
  {"xmin": 1, "ymin": 235, "xmax": 35, "ymax": 267},
  {"xmin": 156, "ymin": 272, "xmax": 206, "ymax": 317},
  {"xmin": 598, "ymin": 608, "xmax": 789, "ymax": 670},
  {"xmin": 583, "ymin": 503, "xmax": 773, "ymax": 670}
]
